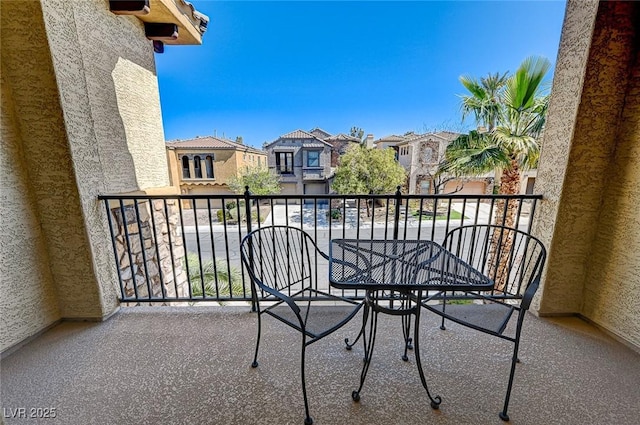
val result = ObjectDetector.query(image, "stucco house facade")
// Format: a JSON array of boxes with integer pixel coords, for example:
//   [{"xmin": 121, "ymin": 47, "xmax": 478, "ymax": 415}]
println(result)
[
  {"xmin": 375, "ymin": 132, "xmax": 494, "ymax": 195},
  {"xmin": 166, "ymin": 136, "xmax": 267, "ymax": 207},
  {"xmin": 264, "ymin": 129, "xmax": 333, "ymax": 200}
]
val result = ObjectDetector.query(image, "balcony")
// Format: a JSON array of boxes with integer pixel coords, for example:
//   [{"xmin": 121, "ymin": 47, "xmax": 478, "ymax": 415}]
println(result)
[
  {"xmin": 2, "ymin": 306, "xmax": 638, "ymax": 424},
  {"xmin": 2, "ymin": 3, "xmax": 639, "ymax": 424},
  {"xmin": 303, "ymin": 168, "xmax": 327, "ymax": 181}
]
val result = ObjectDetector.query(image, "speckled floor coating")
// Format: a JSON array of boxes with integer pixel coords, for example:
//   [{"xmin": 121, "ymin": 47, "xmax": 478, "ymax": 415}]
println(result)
[{"xmin": 1, "ymin": 306, "xmax": 639, "ymax": 425}]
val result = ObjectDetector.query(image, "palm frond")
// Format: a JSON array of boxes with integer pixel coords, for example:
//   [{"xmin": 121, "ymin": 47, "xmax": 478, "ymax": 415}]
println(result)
[
  {"xmin": 187, "ymin": 253, "xmax": 243, "ymax": 298},
  {"xmin": 439, "ymin": 132, "xmax": 510, "ymax": 176}
]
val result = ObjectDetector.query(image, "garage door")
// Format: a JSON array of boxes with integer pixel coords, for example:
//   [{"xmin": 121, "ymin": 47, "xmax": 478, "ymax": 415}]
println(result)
[
  {"xmin": 278, "ymin": 183, "xmax": 299, "ymax": 204},
  {"xmin": 303, "ymin": 183, "xmax": 328, "ymax": 204},
  {"xmin": 444, "ymin": 180, "xmax": 487, "ymax": 195}
]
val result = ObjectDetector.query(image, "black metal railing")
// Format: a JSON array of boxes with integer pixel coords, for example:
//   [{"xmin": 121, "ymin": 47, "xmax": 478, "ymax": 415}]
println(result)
[{"xmin": 98, "ymin": 188, "xmax": 542, "ymax": 304}]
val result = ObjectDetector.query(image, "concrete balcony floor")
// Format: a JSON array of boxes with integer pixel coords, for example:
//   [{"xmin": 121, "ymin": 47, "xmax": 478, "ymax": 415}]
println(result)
[{"xmin": 2, "ymin": 306, "xmax": 639, "ymax": 425}]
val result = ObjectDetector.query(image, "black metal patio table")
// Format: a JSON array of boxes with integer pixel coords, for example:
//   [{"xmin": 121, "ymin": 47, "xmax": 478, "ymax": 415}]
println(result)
[{"xmin": 329, "ymin": 239, "xmax": 494, "ymax": 408}]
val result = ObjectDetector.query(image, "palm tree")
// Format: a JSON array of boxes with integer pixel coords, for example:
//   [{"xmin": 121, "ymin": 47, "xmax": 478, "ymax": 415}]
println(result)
[
  {"xmin": 187, "ymin": 253, "xmax": 243, "ymax": 299},
  {"xmin": 440, "ymin": 56, "xmax": 551, "ymax": 289},
  {"xmin": 459, "ymin": 71, "xmax": 509, "ymax": 132},
  {"xmin": 441, "ymin": 56, "xmax": 550, "ymax": 223}
]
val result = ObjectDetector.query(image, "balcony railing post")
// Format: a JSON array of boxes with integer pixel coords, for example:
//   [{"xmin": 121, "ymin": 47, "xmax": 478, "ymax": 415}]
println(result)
[
  {"xmin": 244, "ymin": 186, "xmax": 252, "ymax": 235},
  {"xmin": 244, "ymin": 186, "xmax": 257, "ymax": 312},
  {"xmin": 393, "ymin": 186, "xmax": 402, "ymax": 240}
]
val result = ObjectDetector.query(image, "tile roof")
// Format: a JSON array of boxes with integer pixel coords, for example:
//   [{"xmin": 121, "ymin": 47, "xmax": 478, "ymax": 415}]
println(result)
[
  {"xmin": 279, "ymin": 129, "xmax": 318, "ymax": 139},
  {"xmin": 166, "ymin": 136, "xmax": 265, "ymax": 154},
  {"xmin": 325, "ymin": 133, "xmax": 361, "ymax": 142},
  {"xmin": 399, "ymin": 131, "xmax": 461, "ymax": 145},
  {"xmin": 309, "ymin": 127, "xmax": 333, "ymax": 139},
  {"xmin": 373, "ymin": 134, "xmax": 408, "ymax": 146},
  {"xmin": 302, "ymin": 142, "xmax": 329, "ymax": 148},
  {"xmin": 265, "ymin": 129, "xmax": 333, "ymax": 148}
]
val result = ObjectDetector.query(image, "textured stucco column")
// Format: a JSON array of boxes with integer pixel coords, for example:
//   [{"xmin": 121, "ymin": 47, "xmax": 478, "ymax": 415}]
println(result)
[
  {"xmin": 37, "ymin": 0, "xmax": 171, "ymax": 319},
  {"xmin": 2, "ymin": 0, "xmax": 175, "ymax": 352},
  {"xmin": 532, "ymin": 0, "xmax": 639, "ymax": 348}
]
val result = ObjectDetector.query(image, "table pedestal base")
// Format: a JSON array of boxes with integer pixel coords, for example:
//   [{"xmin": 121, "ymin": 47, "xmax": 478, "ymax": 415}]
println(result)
[{"xmin": 350, "ymin": 290, "xmax": 442, "ymax": 409}]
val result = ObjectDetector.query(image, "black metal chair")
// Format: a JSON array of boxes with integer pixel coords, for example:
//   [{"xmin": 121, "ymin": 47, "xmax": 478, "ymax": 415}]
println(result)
[
  {"xmin": 422, "ymin": 224, "xmax": 547, "ymax": 421},
  {"xmin": 240, "ymin": 226, "xmax": 363, "ymax": 425}
]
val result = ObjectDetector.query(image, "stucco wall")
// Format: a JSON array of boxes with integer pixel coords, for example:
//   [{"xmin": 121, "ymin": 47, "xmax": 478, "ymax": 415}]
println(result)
[
  {"xmin": 1, "ymin": 0, "xmax": 105, "ymax": 327},
  {"xmin": 1, "ymin": 0, "xmax": 175, "ymax": 350},
  {"xmin": 531, "ymin": 0, "xmax": 600, "ymax": 314},
  {"xmin": 582, "ymin": 5, "xmax": 640, "ymax": 347},
  {"xmin": 38, "ymin": 0, "xmax": 173, "ymax": 317},
  {"xmin": 533, "ymin": 0, "xmax": 639, "ymax": 348},
  {"xmin": 0, "ymin": 71, "xmax": 61, "ymax": 352}
]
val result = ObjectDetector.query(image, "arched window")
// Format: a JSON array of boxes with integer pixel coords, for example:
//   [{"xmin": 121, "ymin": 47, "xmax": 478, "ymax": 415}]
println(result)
[
  {"xmin": 182, "ymin": 156, "xmax": 190, "ymax": 178},
  {"xmin": 194, "ymin": 156, "xmax": 202, "ymax": 178},
  {"xmin": 205, "ymin": 155, "xmax": 214, "ymax": 178}
]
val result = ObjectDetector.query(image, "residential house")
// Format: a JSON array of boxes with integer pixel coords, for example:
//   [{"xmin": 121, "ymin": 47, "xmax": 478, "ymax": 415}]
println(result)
[
  {"xmin": 264, "ymin": 129, "xmax": 333, "ymax": 201},
  {"xmin": 395, "ymin": 132, "xmax": 495, "ymax": 195},
  {"xmin": 324, "ymin": 132, "xmax": 362, "ymax": 167},
  {"xmin": 166, "ymin": 136, "xmax": 267, "ymax": 207},
  {"xmin": 373, "ymin": 134, "xmax": 408, "ymax": 160}
]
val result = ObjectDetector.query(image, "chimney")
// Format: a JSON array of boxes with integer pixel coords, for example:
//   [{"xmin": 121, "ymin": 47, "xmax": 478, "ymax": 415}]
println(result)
[{"xmin": 365, "ymin": 134, "xmax": 375, "ymax": 148}]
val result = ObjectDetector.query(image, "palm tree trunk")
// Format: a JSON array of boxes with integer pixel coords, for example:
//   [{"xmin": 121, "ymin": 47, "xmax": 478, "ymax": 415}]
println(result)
[{"xmin": 490, "ymin": 160, "xmax": 521, "ymax": 291}]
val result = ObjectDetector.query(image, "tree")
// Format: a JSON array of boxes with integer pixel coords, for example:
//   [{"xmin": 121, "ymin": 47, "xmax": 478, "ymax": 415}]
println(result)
[
  {"xmin": 332, "ymin": 145, "xmax": 406, "ymax": 195},
  {"xmin": 228, "ymin": 166, "xmax": 280, "ymax": 196},
  {"xmin": 349, "ymin": 126, "xmax": 365, "ymax": 141},
  {"xmin": 440, "ymin": 56, "xmax": 550, "ymax": 224},
  {"xmin": 459, "ymin": 72, "xmax": 509, "ymax": 132},
  {"xmin": 332, "ymin": 145, "xmax": 406, "ymax": 216},
  {"xmin": 440, "ymin": 56, "xmax": 551, "ymax": 289},
  {"xmin": 235, "ymin": 136, "xmax": 244, "ymax": 145}
]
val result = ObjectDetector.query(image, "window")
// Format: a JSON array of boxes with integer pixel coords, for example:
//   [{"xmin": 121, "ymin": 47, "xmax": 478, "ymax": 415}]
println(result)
[
  {"xmin": 193, "ymin": 156, "xmax": 202, "ymax": 178},
  {"xmin": 258, "ymin": 156, "xmax": 261, "ymax": 166},
  {"xmin": 205, "ymin": 155, "xmax": 214, "ymax": 178},
  {"xmin": 276, "ymin": 152, "xmax": 293, "ymax": 174},
  {"xmin": 307, "ymin": 151, "xmax": 320, "ymax": 167},
  {"xmin": 181, "ymin": 156, "xmax": 190, "ymax": 178},
  {"xmin": 420, "ymin": 179, "xmax": 431, "ymax": 194},
  {"xmin": 423, "ymin": 148, "xmax": 433, "ymax": 163}
]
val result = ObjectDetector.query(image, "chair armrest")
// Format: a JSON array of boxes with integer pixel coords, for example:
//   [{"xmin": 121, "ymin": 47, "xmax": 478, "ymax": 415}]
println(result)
[
  {"xmin": 520, "ymin": 276, "xmax": 541, "ymax": 311},
  {"xmin": 258, "ymin": 284, "xmax": 301, "ymax": 315}
]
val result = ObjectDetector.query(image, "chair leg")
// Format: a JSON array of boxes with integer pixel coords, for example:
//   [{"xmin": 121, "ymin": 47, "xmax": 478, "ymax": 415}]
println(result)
[
  {"xmin": 345, "ymin": 303, "xmax": 368, "ymax": 351},
  {"xmin": 402, "ymin": 311, "xmax": 413, "ymax": 361},
  {"xmin": 499, "ymin": 340, "xmax": 521, "ymax": 422},
  {"xmin": 413, "ymin": 303, "xmax": 442, "ymax": 409},
  {"xmin": 251, "ymin": 311, "xmax": 262, "ymax": 368},
  {"xmin": 301, "ymin": 335, "xmax": 313, "ymax": 425},
  {"xmin": 352, "ymin": 308, "xmax": 379, "ymax": 402}
]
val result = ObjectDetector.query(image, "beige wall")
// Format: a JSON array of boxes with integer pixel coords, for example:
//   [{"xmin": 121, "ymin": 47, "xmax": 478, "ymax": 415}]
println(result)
[
  {"xmin": 581, "ymin": 8, "xmax": 640, "ymax": 346},
  {"xmin": 169, "ymin": 147, "xmax": 268, "ymax": 191},
  {"xmin": 1, "ymin": 0, "xmax": 173, "ymax": 351},
  {"xmin": 0, "ymin": 71, "xmax": 61, "ymax": 351},
  {"xmin": 532, "ymin": 0, "xmax": 639, "ymax": 348}
]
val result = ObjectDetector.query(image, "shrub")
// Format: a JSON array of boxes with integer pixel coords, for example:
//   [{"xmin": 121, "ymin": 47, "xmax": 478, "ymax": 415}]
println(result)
[
  {"xmin": 327, "ymin": 208, "xmax": 342, "ymax": 220},
  {"xmin": 216, "ymin": 209, "xmax": 232, "ymax": 222}
]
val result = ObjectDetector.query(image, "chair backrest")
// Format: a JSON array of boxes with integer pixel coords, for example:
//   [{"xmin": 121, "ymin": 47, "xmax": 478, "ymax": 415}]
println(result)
[
  {"xmin": 241, "ymin": 226, "xmax": 325, "ymax": 298},
  {"xmin": 442, "ymin": 224, "xmax": 547, "ymax": 306}
]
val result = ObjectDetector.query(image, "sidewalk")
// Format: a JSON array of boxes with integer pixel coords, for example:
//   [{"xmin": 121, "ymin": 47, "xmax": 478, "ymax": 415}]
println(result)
[{"xmin": 182, "ymin": 203, "xmax": 525, "ymax": 234}]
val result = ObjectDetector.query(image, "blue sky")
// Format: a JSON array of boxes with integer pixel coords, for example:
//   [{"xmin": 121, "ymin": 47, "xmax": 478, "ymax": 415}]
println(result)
[{"xmin": 156, "ymin": 1, "xmax": 566, "ymax": 148}]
